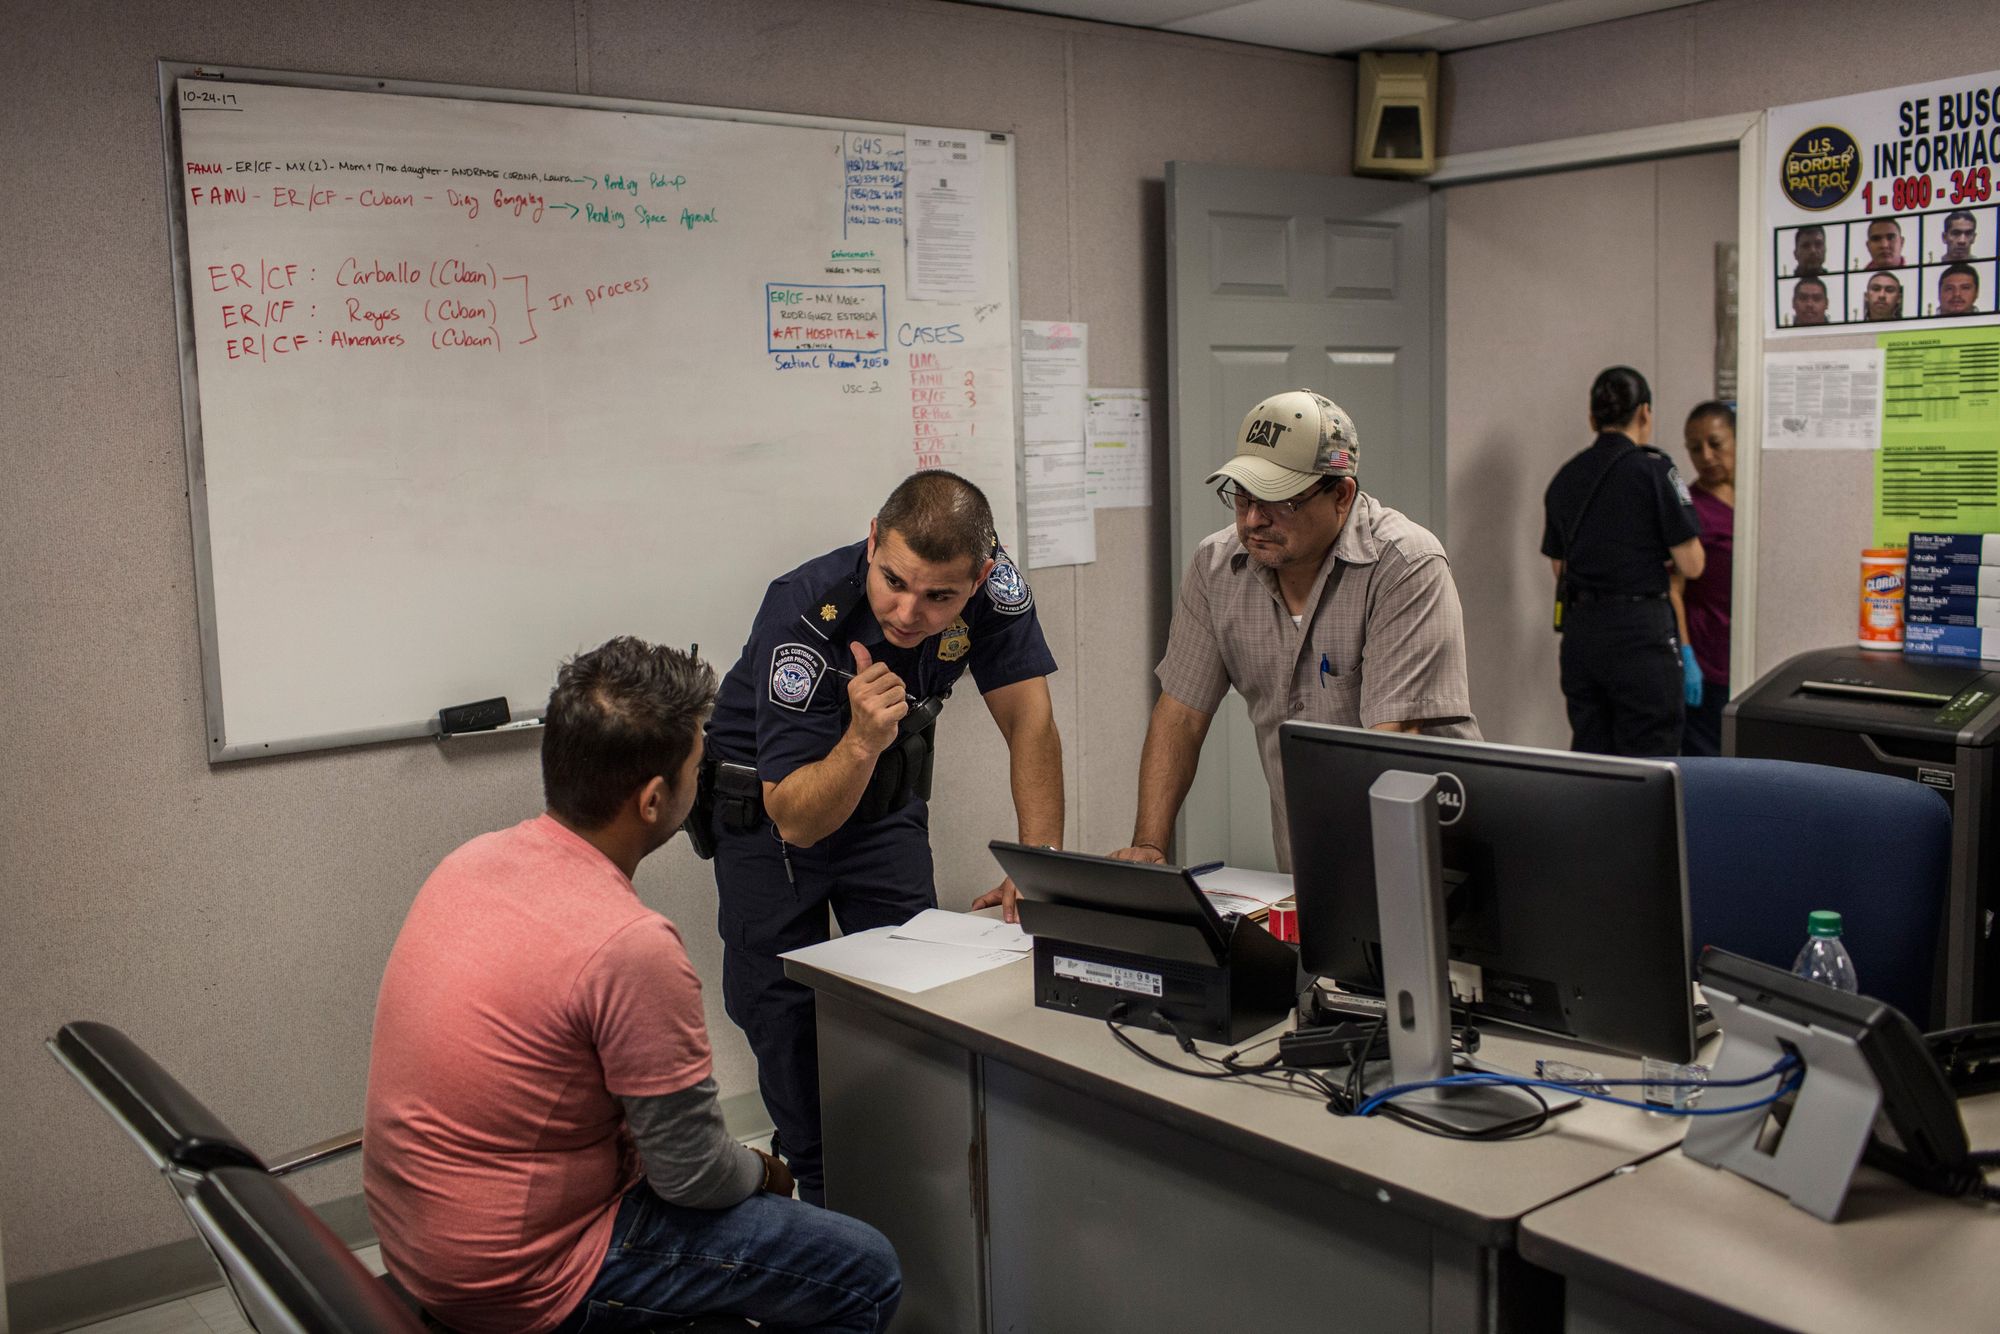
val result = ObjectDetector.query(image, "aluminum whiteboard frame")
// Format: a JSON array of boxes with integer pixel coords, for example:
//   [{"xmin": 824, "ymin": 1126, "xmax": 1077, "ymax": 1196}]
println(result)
[{"xmin": 157, "ymin": 60, "xmax": 1026, "ymax": 763}]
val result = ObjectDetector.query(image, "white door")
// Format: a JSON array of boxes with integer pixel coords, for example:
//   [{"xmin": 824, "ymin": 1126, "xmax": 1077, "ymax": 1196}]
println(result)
[{"xmin": 1167, "ymin": 163, "xmax": 1437, "ymax": 868}]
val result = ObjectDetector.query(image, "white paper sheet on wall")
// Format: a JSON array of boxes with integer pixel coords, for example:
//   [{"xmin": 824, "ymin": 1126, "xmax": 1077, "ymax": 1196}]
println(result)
[
  {"xmin": 1085, "ymin": 387, "xmax": 1151, "ymax": 509},
  {"xmin": 1763, "ymin": 349, "xmax": 1884, "ymax": 449},
  {"xmin": 1021, "ymin": 321, "xmax": 1095, "ymax": 567},
  {"xmin": 906, "ymin": 129, "xmax": 983, "ymax": 300}
]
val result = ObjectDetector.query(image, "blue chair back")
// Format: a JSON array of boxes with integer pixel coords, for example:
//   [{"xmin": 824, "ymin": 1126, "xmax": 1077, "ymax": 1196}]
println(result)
[{"xmin": 1674, "ymin": 756, "xmax": 1951, "ymax": 1027}]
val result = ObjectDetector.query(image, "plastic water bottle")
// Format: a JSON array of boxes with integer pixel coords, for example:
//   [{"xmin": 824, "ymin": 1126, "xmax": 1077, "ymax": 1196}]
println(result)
[{"xmin": 1792, "ymin": 910, "xmax": 1859, "ymax": 994}]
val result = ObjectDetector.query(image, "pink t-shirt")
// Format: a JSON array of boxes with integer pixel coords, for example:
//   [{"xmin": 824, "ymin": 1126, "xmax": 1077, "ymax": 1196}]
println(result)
[{"xmin": 364, "ymin": 815, "xmax": 712, "ymax": 1334}]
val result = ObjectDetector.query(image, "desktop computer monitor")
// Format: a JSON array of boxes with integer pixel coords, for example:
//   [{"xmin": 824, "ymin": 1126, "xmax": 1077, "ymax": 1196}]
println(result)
[{"xmin": 1282, "ymin": 724, "xmax": 1696, "ymax": 1062}]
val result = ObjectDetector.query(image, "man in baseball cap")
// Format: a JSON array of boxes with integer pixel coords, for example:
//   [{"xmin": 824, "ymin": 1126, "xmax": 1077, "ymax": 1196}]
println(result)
[{"xmin": 1114, "ymin": 389, "xmax": 1477, "ymax": 870}]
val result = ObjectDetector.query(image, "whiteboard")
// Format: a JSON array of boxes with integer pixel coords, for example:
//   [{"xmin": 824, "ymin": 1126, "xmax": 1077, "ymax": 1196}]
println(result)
[{"xmin": 163, "ymin": 66, "xmax": 1022, "ymax": 761}]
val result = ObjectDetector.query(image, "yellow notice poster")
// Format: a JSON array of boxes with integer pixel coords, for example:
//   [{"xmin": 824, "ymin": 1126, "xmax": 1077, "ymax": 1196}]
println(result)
[{"xmin": 1874, "ymin": 327, "xmax": 2000, "ymax": 546}]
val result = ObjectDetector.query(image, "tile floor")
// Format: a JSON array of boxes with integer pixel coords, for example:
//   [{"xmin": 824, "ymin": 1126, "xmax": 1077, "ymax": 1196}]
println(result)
[{"xmin": 66, "ymin": 1246, "xmax": 385, "ymax": 1334}]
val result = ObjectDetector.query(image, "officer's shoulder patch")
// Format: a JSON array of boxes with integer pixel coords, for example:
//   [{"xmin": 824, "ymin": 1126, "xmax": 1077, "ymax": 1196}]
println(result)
[
  {"xmin": 1666, "ymin": 463, "xmax": 1693, "ymax": 506},
  {"xmin": 769, "ymin": 642, "xmax": 827, "ymax": 712},
  {"xmin": 985, "ymin": 550, "xmax": 1032, "ymax": 616}
]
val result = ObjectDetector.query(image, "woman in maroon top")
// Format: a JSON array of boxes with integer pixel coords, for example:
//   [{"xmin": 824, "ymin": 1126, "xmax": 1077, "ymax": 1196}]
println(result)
[{"xmin": 1675, "ymin": 402, "xmax": 1735, "ymax": 755}]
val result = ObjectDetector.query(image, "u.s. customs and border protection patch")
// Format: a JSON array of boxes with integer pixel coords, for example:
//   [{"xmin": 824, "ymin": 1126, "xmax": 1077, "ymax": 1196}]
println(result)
[
  {"xmin": 986, "ymin": 551, "xmax": 1032, "ymax": 615},
  {"xmin": 769, "ymin": 642, "xmax": 826, "ymax": 712},
  {"xmin": 939, "ymin": 616, "xmax": 971, "ymax": 661},
  {"xmin": 1667, "ymin": 464, "xmax": 1693, "ymax": 507}
]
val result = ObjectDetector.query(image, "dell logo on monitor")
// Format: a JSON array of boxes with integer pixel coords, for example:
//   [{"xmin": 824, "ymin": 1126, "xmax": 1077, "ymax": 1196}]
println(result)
[{"xmin": 1435, "ymin": 772, "xmax": 1466, "ymax": 826}]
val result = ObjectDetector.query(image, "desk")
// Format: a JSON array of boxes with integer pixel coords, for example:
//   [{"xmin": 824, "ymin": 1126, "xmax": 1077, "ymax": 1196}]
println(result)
[
  {"xmin": 1520, "ymin": 1096, "xmax": 2000, "ymax": 1333},
  {"xmin": 788, "ymin": 953, "xmax": 1689, "ymax": 1332}
]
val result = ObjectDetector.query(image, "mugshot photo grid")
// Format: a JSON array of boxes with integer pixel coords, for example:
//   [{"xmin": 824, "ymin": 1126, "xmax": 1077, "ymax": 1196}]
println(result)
[{"xmin": 1775, "ymin": 205, "xmax": 1997, "ymax": 326}]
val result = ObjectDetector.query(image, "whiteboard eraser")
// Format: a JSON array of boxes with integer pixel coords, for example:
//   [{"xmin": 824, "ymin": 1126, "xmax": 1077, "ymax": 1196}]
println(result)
[{"xmin": 439, "ymin": 697, "xmax": 510, "ymax": 733}]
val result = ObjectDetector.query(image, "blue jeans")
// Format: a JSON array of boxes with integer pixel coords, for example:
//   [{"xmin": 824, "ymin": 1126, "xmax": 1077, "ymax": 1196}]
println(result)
[{"xmin": 549, "ymin": 1184, "xmax": 901, "ymax": 1333}]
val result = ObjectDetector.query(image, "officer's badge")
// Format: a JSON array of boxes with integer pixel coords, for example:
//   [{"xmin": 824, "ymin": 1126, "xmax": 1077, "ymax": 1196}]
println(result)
[
  {"xmin": 768, "ymin": 642, "xmax": 826, "ymax": 712},
  {"xmin": 985, "ymin": 551, "xmax": 1032, "ymax": 615},
  {"xmin": 939, "ymin": 617, "xmax": 971, "ymax": 662},
  {"xmin": 820, "ymin": 603, "xmax": 838, "ymax": 622}
]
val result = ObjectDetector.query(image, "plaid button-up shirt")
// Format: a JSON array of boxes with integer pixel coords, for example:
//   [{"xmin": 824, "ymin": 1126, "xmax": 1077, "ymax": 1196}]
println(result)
[{"xmin": 1157, "ymin": 491, "xmax": 1478, "ymax": 868}]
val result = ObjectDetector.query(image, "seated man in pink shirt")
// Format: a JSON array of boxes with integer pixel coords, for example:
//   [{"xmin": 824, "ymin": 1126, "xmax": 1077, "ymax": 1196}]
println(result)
[{"xmin": 365, "ymin": 637, "xmax": 901, "ymax": 1334}]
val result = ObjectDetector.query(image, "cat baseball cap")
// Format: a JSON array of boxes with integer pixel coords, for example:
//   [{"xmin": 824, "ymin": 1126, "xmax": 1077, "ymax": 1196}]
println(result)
[{"xmin": 1206, "ymin": 389, "xmax": 1360, "ymax": 500}]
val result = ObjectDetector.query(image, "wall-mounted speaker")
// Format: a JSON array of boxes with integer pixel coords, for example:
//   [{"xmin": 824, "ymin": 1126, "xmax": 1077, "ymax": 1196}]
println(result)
[{"xmin": 1354, "ymin": 52, "xmax": 1437, "ymax": 178}]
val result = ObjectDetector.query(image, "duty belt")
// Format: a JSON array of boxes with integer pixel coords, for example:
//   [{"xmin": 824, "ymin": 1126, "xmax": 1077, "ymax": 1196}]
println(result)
[
  {"xmin": 681, "ymin": 691, "xmax": 949, "ymax": 858},
  {"xmin": 1565, "ymin": 589, "xmax": 1667, "ymax": 604}
]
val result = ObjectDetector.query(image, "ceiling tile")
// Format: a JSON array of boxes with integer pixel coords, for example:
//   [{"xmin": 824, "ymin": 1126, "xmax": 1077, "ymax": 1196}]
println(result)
[
  {"xmin": 1384, "ymin": 0, "xmax": 1550, "ymax": 18},
  {"xmin": 966, "ymin": 1, "xmax": 1239, "ymax": 24},
  {"xmin": 949, "ymin": 0, "xmax": 1716, "ymax": 55},
  {"xmin": 1164, "ymin": 0, "xmax": 1455, "ymax": 54}
]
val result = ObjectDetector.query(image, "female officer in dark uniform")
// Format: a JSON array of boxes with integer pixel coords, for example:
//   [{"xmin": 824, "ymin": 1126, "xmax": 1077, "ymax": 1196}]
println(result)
[{"xmin": 1540, "ymin": 367, "xmax": 1705, "ymax": 756}]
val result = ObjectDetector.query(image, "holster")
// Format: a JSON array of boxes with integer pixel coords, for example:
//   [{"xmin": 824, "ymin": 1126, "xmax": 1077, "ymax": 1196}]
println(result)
[
  {"xmin": 682, "ymin": 758, "xmax": 767, "ymax": 860},
  {"xmin": 851, "ymin": 694, "xmax": 945, "ymax": 824}
]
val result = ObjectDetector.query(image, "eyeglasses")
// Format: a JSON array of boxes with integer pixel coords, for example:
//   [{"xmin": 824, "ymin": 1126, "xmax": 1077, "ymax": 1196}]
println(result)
[{"xmin": 1215, "ymin": 479, "xmax": 1330, "ymax": 517}]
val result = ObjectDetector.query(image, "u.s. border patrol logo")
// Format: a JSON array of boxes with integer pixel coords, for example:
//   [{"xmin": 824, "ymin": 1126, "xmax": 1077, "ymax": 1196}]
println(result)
[
  {"xmin": 1780, "ymin": 125, "xmax": 1859, "ymax": 211},
  {"xmin": 769, "ymin": 642, "xmax": 826, "ymax": 712},
  {"xmin": 939, "ymin": 616, "xmax": 971, "ymax": 662},
  {"xmin": 986, "ymin": 553, "xmax": 1032, "ymax": 615}
]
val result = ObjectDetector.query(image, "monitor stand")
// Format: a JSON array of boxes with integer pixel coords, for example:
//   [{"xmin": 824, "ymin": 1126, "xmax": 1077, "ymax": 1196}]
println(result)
[{"xmin": 1368, "ymin": 769, "xmax": 1546, "ymax": 1136}]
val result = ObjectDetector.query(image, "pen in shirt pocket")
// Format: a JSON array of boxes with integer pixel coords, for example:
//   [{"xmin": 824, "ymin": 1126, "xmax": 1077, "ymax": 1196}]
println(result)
[{"xmin": 1319, "ymin": 652, "xmax": 1332, "ymax": 687}]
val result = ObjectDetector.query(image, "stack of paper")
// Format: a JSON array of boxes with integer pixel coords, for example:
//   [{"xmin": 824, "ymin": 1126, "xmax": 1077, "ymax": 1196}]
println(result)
[
  {"xmin": 779, "ymin": 909, "xmax": 1030, "ymax": 993},
  {"xmin": 1193, "ymin": 866, "xmax": 1293, "ymax": 921}
]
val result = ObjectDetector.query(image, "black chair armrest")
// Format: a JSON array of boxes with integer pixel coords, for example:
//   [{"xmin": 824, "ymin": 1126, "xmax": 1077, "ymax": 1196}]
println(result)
[
  {"xmin": 192, "ymin": 1166, "xmax": 426, "ymax": 1334},
  {"xmin": 48, "ymin": 1022, "xmax": 264, "ymax": 1173}
]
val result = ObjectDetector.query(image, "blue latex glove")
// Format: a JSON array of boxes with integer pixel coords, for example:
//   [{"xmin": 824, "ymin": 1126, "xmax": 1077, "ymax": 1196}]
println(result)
[{"xmin": 1681, "ymin": 644, "xmax": 1704, "ymax": 707}]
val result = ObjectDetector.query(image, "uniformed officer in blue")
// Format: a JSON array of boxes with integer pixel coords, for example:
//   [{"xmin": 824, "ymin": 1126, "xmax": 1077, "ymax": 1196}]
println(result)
[
  {"xmin": 701, "ymin": 470, "xmax": 1063, "ymax": 1205},
  {"xmin": 1541, "ymin": 366, "xmax": 1705, "ymax": 756}
]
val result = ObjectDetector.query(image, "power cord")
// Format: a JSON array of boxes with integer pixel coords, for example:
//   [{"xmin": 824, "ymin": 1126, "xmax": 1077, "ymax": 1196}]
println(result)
[
  {"xmin": 1356, "ymin": 1055, "xmax": 1805, "ymax": 1121},
  {"xmin": 1104, "ymin": 1004, "xmax": 1357, "ymax": 1110}
]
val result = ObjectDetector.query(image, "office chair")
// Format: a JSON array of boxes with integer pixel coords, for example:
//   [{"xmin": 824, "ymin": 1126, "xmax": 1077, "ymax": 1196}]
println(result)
[
  {"xmin": 190, "ymin": 1167, "xmax": 431, "ymax": 1334},
  {"xmin": 46, "ymin": 1021, "xmax": 422, "ymax": 1334},
  {"xmin": 47, "ymin": 1022, "xmax": 749, "ymax": 1333},
  {"xmin": 1674, "ymin": 756, "xmax": 1951, "ymax": 1026}
]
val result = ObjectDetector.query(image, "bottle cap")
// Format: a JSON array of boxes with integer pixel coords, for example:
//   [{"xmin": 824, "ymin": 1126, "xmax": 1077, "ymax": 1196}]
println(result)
[{"xmin": 1808, "ymin": 909, "xmax": 1844, "ymax": 938}]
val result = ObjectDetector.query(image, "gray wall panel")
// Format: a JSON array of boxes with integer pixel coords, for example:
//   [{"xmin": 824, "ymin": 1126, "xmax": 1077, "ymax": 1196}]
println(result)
[{"xmin": 1443, "ymin": 0, "xmax": 2000, "ymax": 158}]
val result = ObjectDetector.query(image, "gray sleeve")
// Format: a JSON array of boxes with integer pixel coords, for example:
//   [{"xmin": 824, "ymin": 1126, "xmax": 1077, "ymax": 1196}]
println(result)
[{"xmin": 619, "ymin": 1078, "xmax": 766, "ymax": 1210}]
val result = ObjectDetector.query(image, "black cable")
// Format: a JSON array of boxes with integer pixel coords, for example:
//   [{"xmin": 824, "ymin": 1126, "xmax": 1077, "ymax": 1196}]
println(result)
[
  {"xmin": 1377, "ymin": 1075, "xmax": 1554, "ymax": 1141},
  {"xmin": 1104, "ymin": 1008, "xmax": 1350, "ymax": 1106},
  {"xmin": 1103, "ymin": 1004, "xmax": 1509, "ymax": 1126}
]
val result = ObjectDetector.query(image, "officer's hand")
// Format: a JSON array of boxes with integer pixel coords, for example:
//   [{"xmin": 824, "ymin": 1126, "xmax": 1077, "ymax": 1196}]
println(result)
[
  {"xmin": 844, "ymin": 642, "xmax": 909, "ymax": 755},
  {"xmin": 753, "ymin": 1147, "xmax": 795, "ymax": 1198},
  {"xmin": 1680, "ymin": 644, "xmax": 1704, "ymax": 708},
  {"xmin": 1110, "ymin": 844, "xmax": 1167, "ymax": 864},
  {"xmin": 970, "ymin": 877, "xmax": 1020, "ymax": 923}
]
